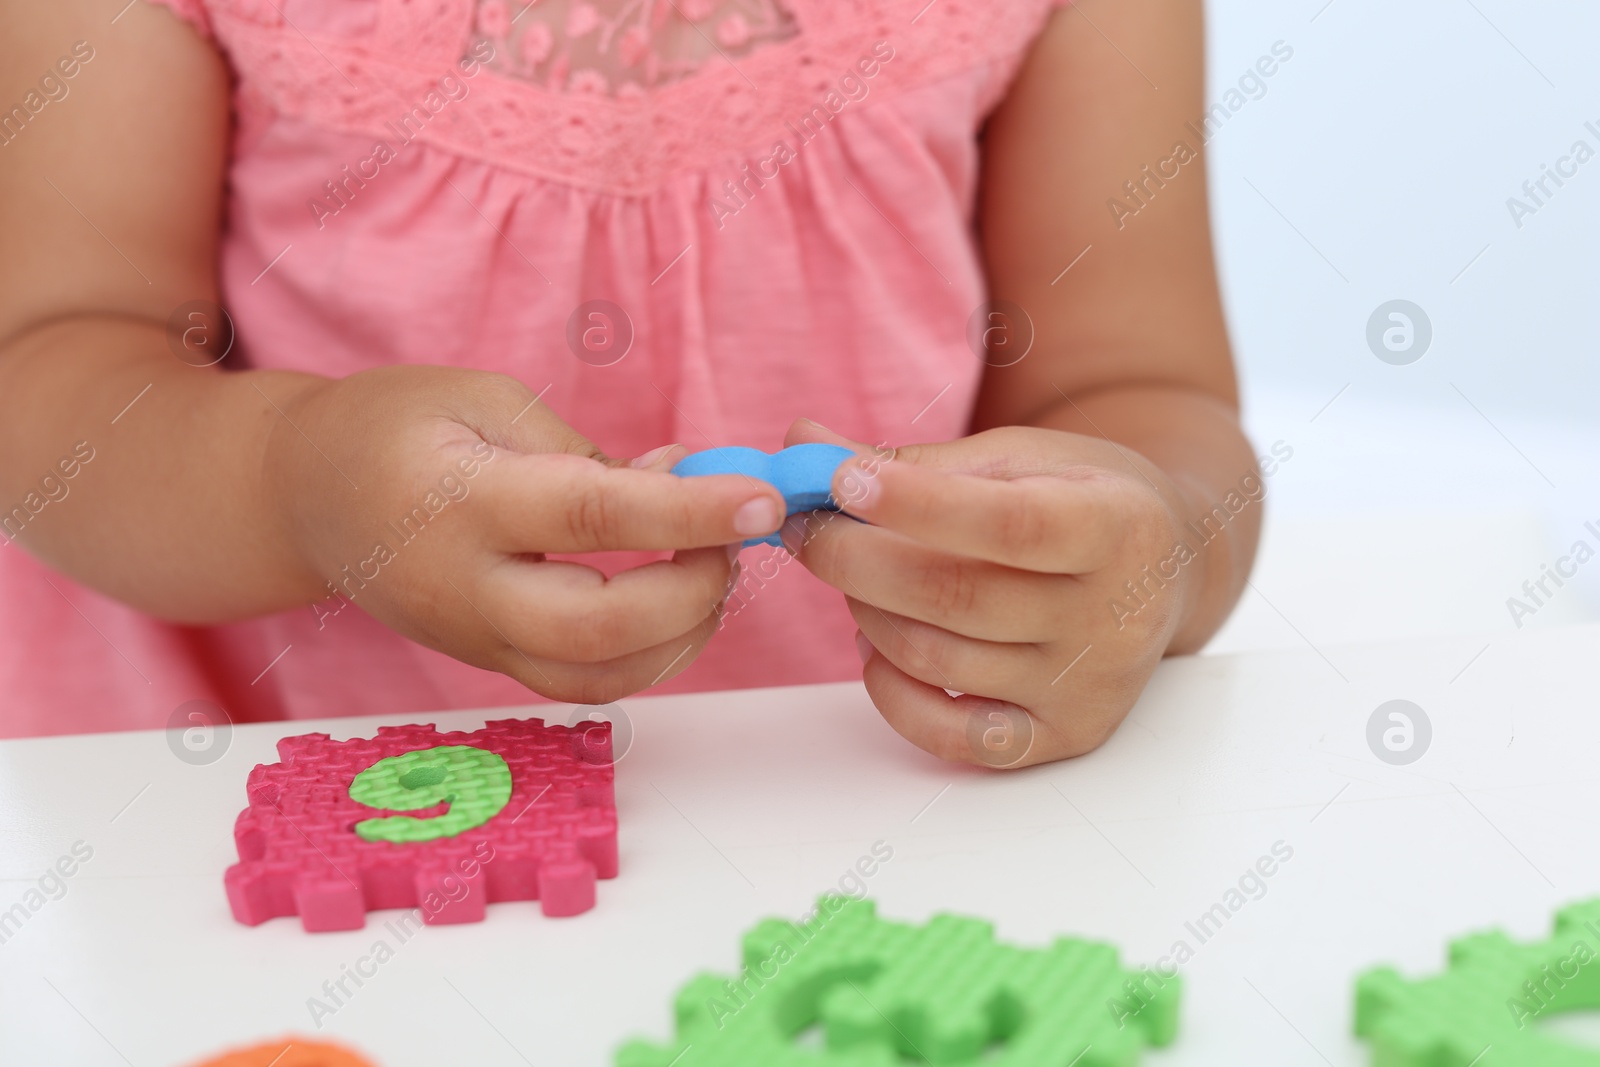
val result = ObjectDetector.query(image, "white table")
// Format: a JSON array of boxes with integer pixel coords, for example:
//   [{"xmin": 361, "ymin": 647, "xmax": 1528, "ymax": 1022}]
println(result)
[{"xmin": 2, "ymin": 623, "xmax": 1596, "ymax": 1066}]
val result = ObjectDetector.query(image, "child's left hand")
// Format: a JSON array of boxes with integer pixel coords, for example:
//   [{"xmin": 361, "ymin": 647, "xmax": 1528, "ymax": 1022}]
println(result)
[{"xmin": 782, "ymin": 419, "xmax": 1203, "ymax": 768}]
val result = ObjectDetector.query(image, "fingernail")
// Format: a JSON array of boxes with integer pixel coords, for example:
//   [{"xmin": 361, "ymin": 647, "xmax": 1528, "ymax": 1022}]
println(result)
[
  {"xmin": 835, "ymin": 461, "xmax": 880, "ymax": 512},
  {"xmin": 733, "ymin": 496, "xmax": 781, "ymax": 536},
  {"xmin": 855, "ymin": 630, "xmax": 874, "ymax": 664},
  {"xmin": 724, "ymin": 542, "xmax": 742, "ymax": 563},
  {"xmin": 629, "ymin": 444, "xmax": 678, "ymax": 469},
  {"xmin": 724, "ymin": 559, "xmax": 742, "ymax": 596}
]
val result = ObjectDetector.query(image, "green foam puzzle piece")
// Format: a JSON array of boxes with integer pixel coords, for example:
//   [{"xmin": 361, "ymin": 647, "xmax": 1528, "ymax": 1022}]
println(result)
[
  {"xmin": 347, "ymin": 744, "xmax": 512, "ymax": 843},
  {"xmin": 617, "ymin": 896, "xmax": 1180, "ymax": 1066},
  {"xmin": 1355, "ymin": 898, "xmax": 1600, "ymax": 1065}
]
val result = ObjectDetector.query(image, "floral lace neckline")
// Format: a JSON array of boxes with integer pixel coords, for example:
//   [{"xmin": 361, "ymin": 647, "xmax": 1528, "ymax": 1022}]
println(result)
[{"xmin": 471, "ymin": 0, "xmax": 799, "ymax": 98}]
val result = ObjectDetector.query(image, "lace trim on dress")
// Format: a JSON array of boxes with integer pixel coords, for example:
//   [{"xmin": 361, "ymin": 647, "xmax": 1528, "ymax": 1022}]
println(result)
[
  {"xmin": 471, "ymin": 0, "xmax": 799, "ymax": 98},
  {"xmin": 193, "ymin": 0, "xmax": 1064, "ymax": 194}
]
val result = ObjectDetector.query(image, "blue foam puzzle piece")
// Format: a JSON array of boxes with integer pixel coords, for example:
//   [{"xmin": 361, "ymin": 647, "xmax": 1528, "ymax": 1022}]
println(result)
[{"xmin": 670, "ymin": 444, "xmax": 856, "ymax": 547}]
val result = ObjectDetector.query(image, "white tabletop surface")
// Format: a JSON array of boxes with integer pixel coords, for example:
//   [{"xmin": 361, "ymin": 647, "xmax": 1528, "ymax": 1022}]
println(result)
[{"xmin": 2, "ymin": 622, "xmax": 1597, "ymax": 1066}]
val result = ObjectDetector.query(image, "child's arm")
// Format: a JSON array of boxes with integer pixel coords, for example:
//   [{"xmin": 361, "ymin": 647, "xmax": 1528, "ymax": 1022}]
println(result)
[
  {"xmin": 973, "ymin": 0, "xmax": 1256, "ymax": 650},
  {"xmin": 786, "ymin": 0, "xmax": 1259, "ymax": 765},
  {"xmin": 0, "ymin": 2, "xmax": 779, "ymax": 702}
]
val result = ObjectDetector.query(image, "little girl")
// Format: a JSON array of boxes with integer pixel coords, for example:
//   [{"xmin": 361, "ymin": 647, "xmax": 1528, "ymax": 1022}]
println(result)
[{"xmin": 0, "ymin": 0, "xmax": 1259, "ymax": 766}]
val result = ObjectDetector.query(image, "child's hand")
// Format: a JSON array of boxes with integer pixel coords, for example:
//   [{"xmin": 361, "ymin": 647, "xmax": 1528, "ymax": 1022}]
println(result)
[
  {"xmin": 265, "ymin": 366, "xmax": 786, "ymax": 704},
  {"xmin": 782, "ymin": 419, "xmax": 1203, "ymax": 768}
]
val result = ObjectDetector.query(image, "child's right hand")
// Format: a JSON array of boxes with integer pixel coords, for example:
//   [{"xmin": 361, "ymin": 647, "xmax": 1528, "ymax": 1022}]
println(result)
[{"xmin": 264, "ymin": 365, "xmax": 786, "ymax": 703}]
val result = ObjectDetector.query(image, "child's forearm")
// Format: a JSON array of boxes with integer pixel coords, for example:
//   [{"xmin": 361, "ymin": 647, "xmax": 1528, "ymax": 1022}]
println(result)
[
  {"xmin": 0, "ymin": 2, "xmax": 329, "ymax": 622},
  {"xmin": 1020, "ymin": 382, "xmax": 1261, "ymax": 654},
  {"xmin": 0, "ymin": 316, "xmax": 331, "ymax": 622},
  {"xmin": 966, "ymin": 0, "xmax": 1255, "ymax": 657}
]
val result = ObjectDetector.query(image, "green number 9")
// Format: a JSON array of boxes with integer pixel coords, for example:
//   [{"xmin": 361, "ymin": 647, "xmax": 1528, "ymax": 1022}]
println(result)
[{"xmin": 348, "ymin": 744, "xmax": 512, "ymax": 843}]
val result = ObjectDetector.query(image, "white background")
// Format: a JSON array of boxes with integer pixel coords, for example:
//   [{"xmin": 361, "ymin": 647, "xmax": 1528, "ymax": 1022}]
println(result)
[{"xmin": 1201, "ymin": 0, "xmax": 1600, "ymax": 655}]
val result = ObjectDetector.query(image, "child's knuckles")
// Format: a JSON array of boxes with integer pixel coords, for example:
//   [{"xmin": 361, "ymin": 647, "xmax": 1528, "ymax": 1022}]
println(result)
[
  {"xmin": 668, "ymin": 489, "xmax": 719, "ymax": 543},
  {"xmin": 456, "ymin": 372, "xmax": 546, "ymax": 431},
  {"xmin": 918, "ymin": 555, "xmax": 982, "ymax": 621},
  {"xmin": 992, "ymin": 492, "xmax": 1057, "ymax": 563},
  {"xmin": 564, "ymin": 479, "xmax": 627, "ymax": 547},
  {"xmin": 470, "ymin": 369, "xmax": 543, "ymax": 413},
  {"xmin": 977, "ymin": 425, "xmax": 1037, "ymax": 453}
]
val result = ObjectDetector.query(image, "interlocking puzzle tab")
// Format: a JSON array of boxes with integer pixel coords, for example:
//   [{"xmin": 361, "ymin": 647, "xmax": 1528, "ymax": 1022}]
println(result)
[
  {"xmin": 617, "ymin": 897, "xmax": 1180, "ymax": 1066},
  {"xmin": 1356, "ymin": 898, "xmax": 1600, "ymax": 1066},
  {"xmin": 671, "ymin": 444, "xmax": 855, "ymax": 547},
  {"xmin": 225, "ymin": 718, "xmax": 617, "ymax": 933}
]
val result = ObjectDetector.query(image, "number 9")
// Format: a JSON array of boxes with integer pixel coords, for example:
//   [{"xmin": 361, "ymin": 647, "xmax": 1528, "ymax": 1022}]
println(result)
[{"xmin": 348, "ymin": 745, "xmax": 512, "ymax": 843}]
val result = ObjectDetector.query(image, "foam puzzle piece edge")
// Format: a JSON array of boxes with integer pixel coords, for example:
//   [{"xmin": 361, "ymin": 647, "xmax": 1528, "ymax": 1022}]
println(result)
[
  {"xmin": 186, "ymin": 1037, "xmax": 378, "ymax": 1067},
  {"xmin": 1355, "ymin": 897, "xmax": 1600, "ymax": 1066},
  {"xmin": 616, "ymin": 896, "xmax": 1180, "ymax": 1066}
]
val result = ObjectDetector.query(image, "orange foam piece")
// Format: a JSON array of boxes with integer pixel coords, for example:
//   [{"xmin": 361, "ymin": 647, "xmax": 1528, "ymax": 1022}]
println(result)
[{"xmin": 186, "ymin": 1037, "xmax": 377, "ymax": 1067}]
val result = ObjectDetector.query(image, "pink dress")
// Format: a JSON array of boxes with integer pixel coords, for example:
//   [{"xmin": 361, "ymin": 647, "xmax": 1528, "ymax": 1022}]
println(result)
[{"xmin": 0, "ymin": 0, "xmax": 1063, "ymax": 737}]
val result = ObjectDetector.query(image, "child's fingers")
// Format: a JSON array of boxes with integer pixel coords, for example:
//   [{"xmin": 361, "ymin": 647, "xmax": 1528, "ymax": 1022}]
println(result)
[
  {"xmin": 858, "ymin": 653, "xmax": 977, "ymax": 764},
  {"xmin": 790, "ymin": 516, "xmax": 1073, "ymax": 643},
  {"xmin": 859, "ymin": 647, "xmax": 1091, "ymax": 769},
  {"xmin": 475, "ymin": 451, "xmax": 784, "ymax": 553},
  {"xmin": 785, "ymin": 421, "xmax": 1059, "ymax": 476},
  {"xmin": 848, "ymin": 597, "xmax": 1043, "ymax": 698},
  {"xmin": 832, "ymin": 459, "xmax": 1134, "ymax": 574},
  {"xmin": 859, "ymin": 653, "xmax": 1051, "ymax": 769},
  {"xmin": 494, "ymin": 608, "xmax": 721, "ymax": 705},
  {"xmin": 475, "ymin": 548, "xmax": 734, "ymax": 664}
]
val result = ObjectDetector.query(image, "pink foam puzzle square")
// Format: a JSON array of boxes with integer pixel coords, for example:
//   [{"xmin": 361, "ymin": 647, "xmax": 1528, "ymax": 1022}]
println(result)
[{"xmin": 225, "ymin": 718, "xmax": 617, "ymax": 932}]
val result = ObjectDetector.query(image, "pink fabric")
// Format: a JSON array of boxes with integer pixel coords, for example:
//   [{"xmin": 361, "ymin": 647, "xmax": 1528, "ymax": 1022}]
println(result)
[{"xmin": 0, "ymin": 0, "xmax": 1063, "ymax": 737}]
